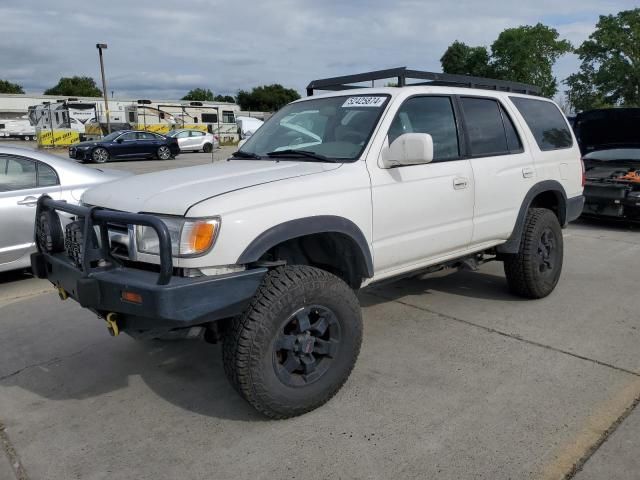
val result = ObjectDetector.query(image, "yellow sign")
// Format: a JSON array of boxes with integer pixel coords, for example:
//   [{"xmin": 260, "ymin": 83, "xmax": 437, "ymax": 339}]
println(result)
[{"xmin": 37, "ymin": 129, "xmax": 80, "ymax": 147}]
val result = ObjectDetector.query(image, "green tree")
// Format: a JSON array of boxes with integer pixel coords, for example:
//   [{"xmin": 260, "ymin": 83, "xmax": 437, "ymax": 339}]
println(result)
[
  {"xmin": 491, "ymin": 23, "xmax": 572, "ymax": 97},
  {"xmin": 441, "ymin": 41, "xmax": 493, "ymax": 77},
  {"xmin": 0, "ymin": 79, "xmax": 24, "ymax": 94},
  {"xmin": 566, "ymin": 8, "xmax": 640, "ymax": 111},
  {"xmin": 182, "ymin": 88, "xmax": 214, "ymax": 101},
  {"xmin": 236, "ymin": 84, "xmax": 300, "ymax": 111},
  {"xmin": 44, "ymin": 76, "xmax": 102, "ymax": 96},
  {"xmin": 213, "ymin": 94, "xmax": 236, "ymax": 103},
  {"xmin": 440, "ymin": 24, "xmax": 571, "ymax": 97}
]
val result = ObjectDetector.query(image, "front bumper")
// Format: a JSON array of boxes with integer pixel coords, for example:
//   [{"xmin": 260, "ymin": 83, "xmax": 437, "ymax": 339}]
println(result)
[
  {"xmin": 32, "ymin": 196, "xmax": 266, "ymax": 333},
  {"xmin": 69, "ymin": 147, "xmax": 91, "ymax": 161},
  {"xmin": 31, "ymin": 252, "xmax": 266, "ymax": 330}
]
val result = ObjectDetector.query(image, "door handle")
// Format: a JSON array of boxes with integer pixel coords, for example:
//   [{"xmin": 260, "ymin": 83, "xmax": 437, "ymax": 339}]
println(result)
[
  {"xmin": 17, "ymin": 196, "xmax": 38, "ymax": 207},
  {"xmin": 522, "ymin": 167, "xmax": 535, "ymax": 179},
  {"xmin": 453, "ymin": 177, "xmax": 469, "ymax": 190}
]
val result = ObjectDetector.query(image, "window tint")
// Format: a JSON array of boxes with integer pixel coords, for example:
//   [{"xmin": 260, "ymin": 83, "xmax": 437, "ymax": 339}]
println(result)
[
  {"xmin": 510, "ymin": 97, "xmax": 572, "ymax": 150},
  {"xmin": 388, "ymin": 96, "xmax": 460, "ymax": 161},
  {"xmin": 460, "ymin": 97, "xmax": 510, "ymax": 156},
  {"xmin": 501, "ymin": 104, "xmax": 523, "ymax": 153},
  {"xmin": 120, "ymin": 132, "xmax": 137, "ymax": 141},
  {"xmin": 38, "ymin": 162, "xmax": 58, "ymax": 187},
  {"xmin": 202, "ymin": 113, "xmax": 218, "ymax": 123},
  {"xmin": 0, "ymin": 156, "xmax": 37, "ymax": 192},
  {"xmin": 137, "ymin": 132, "xmax": 156, "ymax": 140}
]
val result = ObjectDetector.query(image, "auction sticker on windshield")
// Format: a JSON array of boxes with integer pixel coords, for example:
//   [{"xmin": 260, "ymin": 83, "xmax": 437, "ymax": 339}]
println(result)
[{"xmin": 342, "ymin": 96, "xmax": 386, "ymax": 108}]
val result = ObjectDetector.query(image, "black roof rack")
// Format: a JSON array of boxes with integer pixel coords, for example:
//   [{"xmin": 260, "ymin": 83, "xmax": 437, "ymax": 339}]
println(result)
[{"xmin": 306, "ymin": 67, "xmax": 541, "ymax": 96}]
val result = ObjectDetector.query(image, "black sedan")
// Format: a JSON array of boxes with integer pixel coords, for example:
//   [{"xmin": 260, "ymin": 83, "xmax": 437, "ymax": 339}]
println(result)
[{"xmin": 69, "ymin": 130, "xmax": 180, "ymax": 163}]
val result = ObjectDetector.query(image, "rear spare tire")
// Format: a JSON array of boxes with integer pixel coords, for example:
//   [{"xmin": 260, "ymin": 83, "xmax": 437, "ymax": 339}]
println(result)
[
  {"xmin": 223, "ymin": 265, "xmax": 362, "ymax": 419},
  {"xmin": 503, "ymin": 208, "xmax": 563, "ymax": 299}
]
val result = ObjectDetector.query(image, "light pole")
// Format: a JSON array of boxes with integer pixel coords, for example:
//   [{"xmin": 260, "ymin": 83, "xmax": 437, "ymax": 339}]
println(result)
[{"xmin": 96, "ymin": 43, "xmax": 110, "ymax": 134}]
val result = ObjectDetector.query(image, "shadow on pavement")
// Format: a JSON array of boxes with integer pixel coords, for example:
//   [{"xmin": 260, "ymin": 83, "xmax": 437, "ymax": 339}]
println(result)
[
  {"xmin": 361, "ymin": 268, "xmax": 525, "ymax": 307},
  {"xmin": 0, "ymin": 295, "xmax": 267, "ymax": 422},
  {"xmin": 0, "ymin": 269, "xmax": 33, "ymax": 285}
]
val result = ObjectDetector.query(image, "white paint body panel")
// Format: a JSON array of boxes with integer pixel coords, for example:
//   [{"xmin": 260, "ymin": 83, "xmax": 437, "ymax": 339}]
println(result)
[{"xmin": 77, "ymin": 86, "xmax": 583, "ymax": 281}]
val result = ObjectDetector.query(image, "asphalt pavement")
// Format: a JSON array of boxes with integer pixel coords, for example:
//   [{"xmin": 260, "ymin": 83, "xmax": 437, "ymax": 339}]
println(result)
[{"xmin": 0, "ymin": 142, "xmax": 638, "ymax": 479}]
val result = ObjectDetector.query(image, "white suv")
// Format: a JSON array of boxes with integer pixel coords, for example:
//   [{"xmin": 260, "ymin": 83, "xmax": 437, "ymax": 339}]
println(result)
[{"xmin": 32, "ymin": 69, "xmax": 584, "ymax": 419}]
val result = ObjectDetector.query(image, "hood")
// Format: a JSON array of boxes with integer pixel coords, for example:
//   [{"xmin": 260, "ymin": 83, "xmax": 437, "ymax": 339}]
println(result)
[
  {"xmin": 574, "ymin": 108, "xmax": 640, "ymax": 154},
  {"xmin": 82, "ymin": 159, "xmax": 341, "ymax": 215}
]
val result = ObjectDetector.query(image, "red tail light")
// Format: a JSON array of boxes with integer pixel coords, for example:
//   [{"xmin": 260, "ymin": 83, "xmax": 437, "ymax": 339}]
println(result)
[{"xmin": 580, "ymin": 157, "xmax": 586, "ymax": 187}]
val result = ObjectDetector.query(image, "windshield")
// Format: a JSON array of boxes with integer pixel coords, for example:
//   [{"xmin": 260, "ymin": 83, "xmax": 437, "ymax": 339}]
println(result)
[
  {"xmin": 237, "ymin": 94, "xmax": 390, "ymax": 161},
  {"xmin": 101, "ymin": 131, "xmax": 124, "ymax": 142},
  {"xmin": 583, "ymin": 149, "xmax": 640, "ymax": 162}
]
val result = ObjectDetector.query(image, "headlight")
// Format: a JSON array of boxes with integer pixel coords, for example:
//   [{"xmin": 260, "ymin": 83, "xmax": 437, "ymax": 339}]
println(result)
[{"xmin": 136, "ymin": 216, "xmax": 220, "ymax": 257}]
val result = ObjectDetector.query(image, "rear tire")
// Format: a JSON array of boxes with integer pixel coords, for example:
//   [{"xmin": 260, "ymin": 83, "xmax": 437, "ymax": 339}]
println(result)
[
  {"xmin": 203, "ymin": 143, "xmax": 213, "ymax": 153},
  {"xmin": 223, "ymin": 265, "xmax": 362, "ymax": 419},
  {"xmin": 91, "ymin": 147, "xmax": 109, "ymax": 163},
  {"xmin": 504, "ymin": 208, "xmax": 563, "ymax": 299}
]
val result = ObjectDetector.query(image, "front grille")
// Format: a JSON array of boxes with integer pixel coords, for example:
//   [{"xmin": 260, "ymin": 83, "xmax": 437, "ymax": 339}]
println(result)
[{"xmin": 107, "ymin": 222, "xmax": 135, "ymax": 260}]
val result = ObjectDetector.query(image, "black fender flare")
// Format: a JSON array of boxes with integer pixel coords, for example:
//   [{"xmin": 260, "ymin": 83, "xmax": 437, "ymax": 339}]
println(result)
[
  {"xmin": 496, "ymin": 180, "xmax": 568, "ymax": 254},
  {"xmin": 237, "ymin": 215, "xmax": 374, "ymax": 277}
]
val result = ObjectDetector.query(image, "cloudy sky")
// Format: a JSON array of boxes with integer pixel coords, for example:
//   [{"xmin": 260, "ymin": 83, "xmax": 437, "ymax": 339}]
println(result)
[{"xmin": 0, "ymin": 0, "xmax": 633, "ymax": 100}]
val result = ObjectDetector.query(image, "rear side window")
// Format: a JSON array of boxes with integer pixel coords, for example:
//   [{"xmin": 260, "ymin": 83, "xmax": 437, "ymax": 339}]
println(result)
[
  {"xmin": 388, "ymin": 96, "xmax": 460, "ymax": 161},
  {"xmin": 0, "ymin": 156, "xmax": 37, "ymax": 191},
  {"xmin": 460, "ymin": 97, "xmax": 523, "ymax": 156},
  {"xmin": 510, "ymin": 97, "xmax": 572, "ymax": 151}
]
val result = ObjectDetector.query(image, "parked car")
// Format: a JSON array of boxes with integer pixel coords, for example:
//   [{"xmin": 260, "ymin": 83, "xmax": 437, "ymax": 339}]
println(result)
[
  {"xmin": 236, "ymin": 116, "xmax": 264, "ymax": 139},
  {"xmin": 32, "ymin": 69, "xmax": 583, "ymax": 419},
  {"xmin": 0, "ymin": 146, "xmax": 130, "ymax": 273},
  {"xmin": 68, "ymin": 130, "xmax": 180, "ymax": 163},
  {"xmin": 165, "ymin": 129, "xmax": 218, "ymax": 153},
  {"xmin": 573, "ymin": 108, "xmax": 640, "ymax": 220}
]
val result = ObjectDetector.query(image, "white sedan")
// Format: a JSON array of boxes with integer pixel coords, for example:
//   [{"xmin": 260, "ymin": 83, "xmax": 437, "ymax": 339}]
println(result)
[
  {"xmin": 0, "ymin": 146, "xmax": 130, "ymax": 273},
  {"xmin": 165, "ymin": 129, "xmax": 218, "ymax": 153}
]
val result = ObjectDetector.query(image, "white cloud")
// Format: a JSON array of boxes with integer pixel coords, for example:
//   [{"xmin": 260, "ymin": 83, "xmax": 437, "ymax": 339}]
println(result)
[{"xmin": 0, "ymin": 0, "xmax": 633, "ymax": 98}]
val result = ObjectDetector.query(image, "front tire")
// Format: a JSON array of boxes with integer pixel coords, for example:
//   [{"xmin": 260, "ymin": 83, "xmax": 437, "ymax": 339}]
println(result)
[
  {"xmin": 223, "ymin": 266, "xmax": 362, "ymax": 419},
  {"xmin": 504, "ymin": 208, "xmax": 563, "ymax": 299},
  {"xmin": 91, "ymin": 147, "xmax": 109, "ymax": 163}
]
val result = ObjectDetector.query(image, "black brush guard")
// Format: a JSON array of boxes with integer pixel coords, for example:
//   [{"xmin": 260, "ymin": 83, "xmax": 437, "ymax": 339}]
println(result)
[{"xmin": 30, "ymin": 196, "xmax": 267, "ymax": 331}]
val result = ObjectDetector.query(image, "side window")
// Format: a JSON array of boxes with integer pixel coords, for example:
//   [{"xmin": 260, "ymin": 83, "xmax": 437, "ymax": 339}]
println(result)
[
  {"xmin": 388, "ymin": 96, "xmax": 460, "ymax": 161},
  {"xmin": 37, "ymin": 162, "xmax": 59, "ymax": 187},
  {"xmin": 222, "ymin": 111, "xmax": 235, "ymax": 124},
  {"xmin": 460, "ymin": 97, "xmax": 510, "ymax": 156},
  {"xmin": 192, "ymin": 131, "xmax": 204, "ymax": 137},
  {"xmin": 202, "ymin": 113, "xmax": 218, "ymax": 123},
  {"xmin": 177, "ymin": 131, "xmax": 190, "ymax": 138},
  {"xmin": 510, "ymin": 97, "xmax": 573, "ymax": 150},
  {"xmin": 137, "ymin": 132, "xmax": 155, "ymax": 140},
  {"xmin": 0, "ymin": 156, "xmax": 37, "ymax": 192},
  {"xmin": 128, "ymin": 112, "xmax": 136, "ymax": 123},
  {"xmin": 121, "ymin": 132, "xmax": 137, "ymax": 141}
]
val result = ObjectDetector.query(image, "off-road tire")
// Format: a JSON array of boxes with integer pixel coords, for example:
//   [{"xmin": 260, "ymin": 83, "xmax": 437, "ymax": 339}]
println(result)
[
  {"xmin": 91, "ymin": 147, "xmax": 109, "ymax": 163},
  {"xmin": 222, "ymin": 265, "xmax": 362, "ymax": 419},
  {"xmin": 202, "ymin": 143, "xmax": 213, "ymax": 153},
  {"xmin": 504, "ymin": 208, "xmax": 563, "ymax": 299}
]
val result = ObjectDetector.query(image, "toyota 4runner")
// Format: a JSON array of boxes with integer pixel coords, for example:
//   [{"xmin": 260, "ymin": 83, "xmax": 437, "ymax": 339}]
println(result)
[{"xmin": 31, "ymin": 68, "xmax": 584, "ymax": 418}]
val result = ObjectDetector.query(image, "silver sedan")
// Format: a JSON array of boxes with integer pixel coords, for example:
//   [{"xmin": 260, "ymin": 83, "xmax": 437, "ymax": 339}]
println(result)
[
  {"xmin": 165, "ymin": 129, "xmax": 218, "ymax": 153},
  {"xmin": 0, "ymin": 146, "xmax": 130, "ymax": 273}
]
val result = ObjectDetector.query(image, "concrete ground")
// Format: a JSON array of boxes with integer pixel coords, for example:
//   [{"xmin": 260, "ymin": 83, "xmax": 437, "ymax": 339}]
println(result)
[{"xmin": 0, "ymin": 146, "xmax": 639, "ymax": 479}]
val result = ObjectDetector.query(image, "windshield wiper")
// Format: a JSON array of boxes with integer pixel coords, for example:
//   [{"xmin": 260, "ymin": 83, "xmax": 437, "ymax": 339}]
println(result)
[
  {"xmin": 266, "ymin": 149, "xmax": 336, "ymax": 162},
  {"xmin": 231, "ymin": 150, "xmax": 262, "ymax": 159}
]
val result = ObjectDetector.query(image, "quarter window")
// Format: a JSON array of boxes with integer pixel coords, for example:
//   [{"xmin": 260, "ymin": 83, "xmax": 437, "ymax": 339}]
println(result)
[
  {"xmin": 37, "ymin": 162, "xmax": 58, "ymax": 187},
  {"xmin": 388, "ymin": 96, "xmax": 460, "ymax": 161},
  {"xmin": 510, "ymin": 97, "xmax": 573, "ymax": 150}
]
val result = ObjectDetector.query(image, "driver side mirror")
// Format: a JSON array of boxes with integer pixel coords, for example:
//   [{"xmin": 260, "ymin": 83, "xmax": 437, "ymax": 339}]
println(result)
[{"xmin": 381, "ymin": 133, "xmax": 434, "ymax": 168}]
